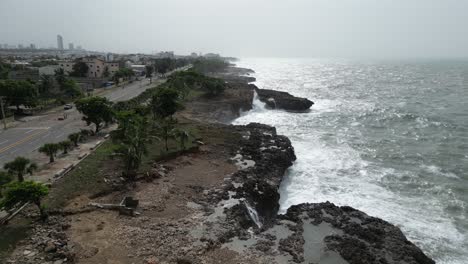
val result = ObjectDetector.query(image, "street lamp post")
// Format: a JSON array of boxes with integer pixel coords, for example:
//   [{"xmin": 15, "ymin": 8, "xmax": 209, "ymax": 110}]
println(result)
[{"xmin": 0, "ymin": 96, "xmax": 7, "ymax": 129}]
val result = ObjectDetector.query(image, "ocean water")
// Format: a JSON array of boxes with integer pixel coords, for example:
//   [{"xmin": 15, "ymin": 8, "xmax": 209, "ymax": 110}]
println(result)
[{"xmin": 232, "ymin": 58, "xmax": 468, "ymax": 264}]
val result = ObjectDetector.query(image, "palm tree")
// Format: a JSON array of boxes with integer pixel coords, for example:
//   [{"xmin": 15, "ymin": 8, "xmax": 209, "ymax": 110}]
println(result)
[
  {"xmin": 68, "ymin": 132, "xmax": 81, "ymax": 147},
  {"xmin": 3, "ymin": 157, "xmax": 38, "ymax": 182},
  {"xmin": 59, "ymin": 140, "xmax": 72, "ymax": 154},
  {"xmin": 38, "ymin": 143, "xmax": 60, "ymax": 163},
  {"xmin": 175, "ymin": 129, "xmax": 190, "ymax": 150}
]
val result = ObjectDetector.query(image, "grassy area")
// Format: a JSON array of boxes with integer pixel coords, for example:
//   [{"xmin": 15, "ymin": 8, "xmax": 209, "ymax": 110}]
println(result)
[
  {"xmin": 46, "ymin": 140, "xmax": 120, "ymax": 209},
  {"xmin": 0, "ymin": 218, "xmax": 31, "ymax": 261},
  {"xmin": 46, "ymin": 118, "xmax": 201, "ymax": 209}
]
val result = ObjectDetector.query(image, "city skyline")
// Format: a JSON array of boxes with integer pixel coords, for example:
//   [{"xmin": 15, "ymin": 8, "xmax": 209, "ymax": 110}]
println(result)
[
  {"xmin": 2, "ymin": 0, "xmax": 468, "ymax": 58},
  {"xmin": 1, "ymin": 34, "xmax": 83, "ymax": 51}
]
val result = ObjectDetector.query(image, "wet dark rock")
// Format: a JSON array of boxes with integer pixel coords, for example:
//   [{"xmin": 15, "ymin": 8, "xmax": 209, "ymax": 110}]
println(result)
[
  {"xmin": 229, "ymin": 123, "xmax": 296, "ymax": 227},
  {"xmin": 254, "ymin": 85, "xmax": 314, "ymax": 111},
  {"xmin": 276, "ymin": 203, "xmax": 435, "ymax": 264},
  {"xmin": 214, "ymin": 66, "xmax": 257, "ymax": 84}
]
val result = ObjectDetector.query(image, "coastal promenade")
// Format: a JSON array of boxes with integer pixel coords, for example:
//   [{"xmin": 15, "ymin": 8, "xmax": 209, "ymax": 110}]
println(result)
[{"xmin": 0, "ymin": 78, "xmax": 155, "ymax": 167}]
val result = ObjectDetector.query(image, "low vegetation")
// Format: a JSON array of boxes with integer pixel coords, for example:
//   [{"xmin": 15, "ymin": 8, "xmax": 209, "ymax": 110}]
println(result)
[
  {"xmin": 0, "ymin": 67, "xmax": 82, "ymax": 118},
  {"xmin": 75, "ymin": 96, "xmax": 114, "ymax": 133},
  {"xmin": 0, "ymin": 181, "xmax": 49, "ymax": 220},
  {"xmin": 191, "ymin": 57, "xmax": 229, "ymax": 74},
  {"xmin": 38, "ymin": 143, "xmax": 60, "ymax": 163},
  {"xmin": 3, "ymin": 157, "xmax": 37, "ymax": 182}
]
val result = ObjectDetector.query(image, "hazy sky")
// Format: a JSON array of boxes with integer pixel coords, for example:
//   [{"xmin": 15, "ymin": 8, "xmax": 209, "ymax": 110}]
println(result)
[{"xmin": 1, "ymin": 0, "xmax": 468, "ymax": 58}]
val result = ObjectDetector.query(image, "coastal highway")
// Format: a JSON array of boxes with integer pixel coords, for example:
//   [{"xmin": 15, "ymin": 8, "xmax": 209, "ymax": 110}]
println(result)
[{"xmin": 0, "ymin": 77, "xmax": 159, "ymax": 167}]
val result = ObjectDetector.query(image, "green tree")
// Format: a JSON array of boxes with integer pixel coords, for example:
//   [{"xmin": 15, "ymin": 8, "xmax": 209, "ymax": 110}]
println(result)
[
  {"xmin": 103, "ymin": 66, "xmax": 110, "ymax": 78},
  {"xmin": 38, "ymin": 74, "xmax": 53, "ymax": 95},
  {"xmin": 3, "ymin": 157, "xmax": 37, "ymax": 182},
  {"xmin": 0, "ymin": 181, "xmax": 49, "ymax": 220},
  {"xmin": 68, "ymin": 132, "xmax": 81, "ymax": 147},
  {"xmin": 191, "ymin": 58, "xmax": 229, "ymax": 74},
  {"xmin": 154, "ymin": 58, "xmax": 174, "ymax": 75},
  {"xmin": 156, "ymin": 117, "xmax": 177, "ymax": 152},
  {"xmin": 145, "ymin": 65, "xmax": 153, "ymax": 83},
  {"xmin": 61, "ymin": 79, "xmax": 82, "ymax": 98},
  {"xmin": 70, "ymin": 61, "xmax": 89, "ymax": 77},
  {"xmin": 75, "ymin": 97, "xmax": 114, "ymax": 133},
  {"xmin": 0, "ymin": 59, "xmax": 11, "ymax": 80},
  {"xmin": 39, "ymin": 143, "xmax": 60, "ymax": 163},
  {"xmin": 175, "ymin": 129, "xmax": 190, "ymax": 150},
  {"xmin": 111, "ymin": 111, "xmax": 151, "ymax": 180},
  {"xmin": 80, "ymin": 129, "xmax": 93, "ymax": 139},
  {"xmin": 203, "ymin": 78, "xmax": 225, "ymax": 97},
  {"xmin": 59, "ymin": 140, "xmax": 72, "ymax": 154},
  {"xmin": 0, "ymin": 171, "xmax": 13, "ymax": 198},
  {"xmin": 150, "ymin": 87, "xmax": 181, "ymax": 120},
  {"xmin": 54, "ymin": 68, "xmax": 67, "ymax": 88},
  {"xmin": 113, "ymin": 68, "xmax": 135, "ymax": 82},
  {"xmin": 112, "ymin": 71, "xmax": 122, "ymax": 85},
  {"xmin": 164, "ymin": 70, "xmax": 226, "ymax": 98},
  {"xmin": 0, "ymin": 80, "xmax": 39, "ymax": 110}
]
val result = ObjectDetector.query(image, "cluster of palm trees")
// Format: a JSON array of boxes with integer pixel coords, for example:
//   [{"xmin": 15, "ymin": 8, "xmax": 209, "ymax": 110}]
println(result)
[
  {"xmin": 37, "ymin": 130, "xmax": 92, "ymax": 163},
  {"xmin": 0, "ymin": 129, "xmax": 92, "ymax": 187}
]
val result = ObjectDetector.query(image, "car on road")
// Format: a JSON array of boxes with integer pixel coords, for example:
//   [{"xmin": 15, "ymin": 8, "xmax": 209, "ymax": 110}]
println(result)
[{"xmin": 64, "ymin": 104, "xmax": 73, "ymax": 110}]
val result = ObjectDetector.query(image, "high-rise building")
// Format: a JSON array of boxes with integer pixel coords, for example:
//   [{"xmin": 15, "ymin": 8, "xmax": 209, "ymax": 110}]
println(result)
[
  {"xmin": 57, "ymin": 34, "xmax": 64, "ymax": 50},
  {"xmin": 18, "ymin": 44, "xmax": 24, "ymax": 49},
  {"xmin": 77, "ymin": 45, "xmax": 82, "ymax": 50},
  {"xmin": 106, "ymin": 53, "xmax": 114, "ymax": 62},
  {"xmin": 68, "ymin": 43, "xmax": 74, "ymax": 50},
  {"xmin": 30, "ymin": 43, "xmax": 36, "ymax": 49}
]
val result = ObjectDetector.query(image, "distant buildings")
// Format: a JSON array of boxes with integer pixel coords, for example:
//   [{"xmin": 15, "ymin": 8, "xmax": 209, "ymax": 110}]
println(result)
[
  {"xmin": 155, "ymin": 51, "xmax": 174, "ymax": 59},
  {"xmin": 204, "ymin": 53, "xmax": 220, "ymax": 58},
  {"xmin": 68, "ymin": 43, "xmax": 74, "ymax": 50},
  {"xmin": 57, "ymin": 35, "xmax": 64, "ymax": 50},
  {"xmin": 38, "ymin": 65, "xmax": 59, "ymax": 76},
  {"xmin": 130, "ymin": 64, "xmax": 146, "ymax": 75},
  {"xmin": 58, "ymin": 57, "xmax": 119, "ymax": 78},
  {"xmin": 105, "ymin": 53, "xmax": 114, "ymax": 62},
  {"xmin": 30, "ymin": 44, "xmax": 36, "ymax": 49}
]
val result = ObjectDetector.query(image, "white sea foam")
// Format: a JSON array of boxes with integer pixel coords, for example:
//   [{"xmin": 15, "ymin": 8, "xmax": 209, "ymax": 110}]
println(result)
[{"xmin": 234, "ymin": 58, "xmax": 468, "ymax": 264}]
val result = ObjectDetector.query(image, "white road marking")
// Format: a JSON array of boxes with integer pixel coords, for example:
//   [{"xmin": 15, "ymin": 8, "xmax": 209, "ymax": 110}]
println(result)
[
  {"xmin": 11, "ymin": 127, "xmax": 50, "ymax": 130},
  {"xmin": 0, "ymin": 140, "xmax": 9, "ymax": 145},
  {"xmin": 25, "ymin": 129, "xmax": 35, "ymax": 134}
]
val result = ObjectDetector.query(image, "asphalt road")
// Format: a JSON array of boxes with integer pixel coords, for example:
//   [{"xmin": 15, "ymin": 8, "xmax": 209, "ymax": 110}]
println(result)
[{"xmin": 0, "ymin": 77, "xmax": 160, "ymax": 167}]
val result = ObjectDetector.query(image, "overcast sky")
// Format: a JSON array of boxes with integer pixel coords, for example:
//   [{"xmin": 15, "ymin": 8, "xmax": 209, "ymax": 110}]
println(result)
[{"xmin": 1, "ymin": 0, "xmax": 467, "ymax": 58}]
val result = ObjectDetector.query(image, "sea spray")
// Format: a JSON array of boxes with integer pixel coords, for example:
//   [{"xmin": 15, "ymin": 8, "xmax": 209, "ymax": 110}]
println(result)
[{"xmin": 233, "ymin": 58, "xmax": 468, "ymax": 264}]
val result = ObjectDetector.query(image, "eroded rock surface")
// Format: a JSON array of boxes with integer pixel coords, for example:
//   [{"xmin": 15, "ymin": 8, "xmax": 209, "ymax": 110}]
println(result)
[{"xmin": 255, "ymin": 86, "xmax": 314, "ymax": 111}]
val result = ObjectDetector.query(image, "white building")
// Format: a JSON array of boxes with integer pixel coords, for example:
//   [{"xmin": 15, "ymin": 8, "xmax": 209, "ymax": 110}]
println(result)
[
  {"xmin": 106, "ymin": 53, "xmax": 114, "ymax": 62},
  {"xmin": 39, "ymin": 65, "xmax": 59, "ymax": 76},
  {"xmin": 57, "ymin": 35, "xmax": 64, "ymax": 50}
]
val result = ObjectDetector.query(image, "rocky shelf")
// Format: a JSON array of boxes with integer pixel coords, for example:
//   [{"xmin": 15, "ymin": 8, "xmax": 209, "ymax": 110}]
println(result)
[{"xmin": 254, "ymin": 85, "xmax": 314, "ymax": 111}]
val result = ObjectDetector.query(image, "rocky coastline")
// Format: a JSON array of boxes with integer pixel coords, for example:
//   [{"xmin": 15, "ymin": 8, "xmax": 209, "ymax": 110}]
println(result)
[
  {"xmin": 4, "ymin": 66, "xmax": 435, "ymax": 264},
  {"xmin": 255, "ymin": 86, "xmax": 314, "ymax": 111}
]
